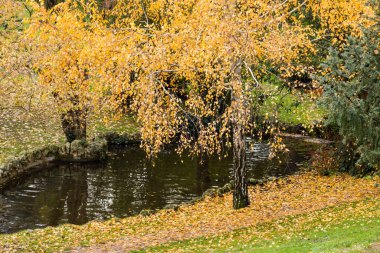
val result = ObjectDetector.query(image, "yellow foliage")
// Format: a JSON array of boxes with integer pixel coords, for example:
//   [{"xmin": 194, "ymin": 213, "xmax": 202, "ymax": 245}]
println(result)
[{"xmin": 307, "ymin": 0, "xmax": 375, "ymax": 41}]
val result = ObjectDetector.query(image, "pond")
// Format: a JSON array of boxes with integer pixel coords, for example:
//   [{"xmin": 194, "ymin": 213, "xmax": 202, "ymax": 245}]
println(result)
[{"xmin": 0, "ymin": 137, "xmax": 321, "ymax": 233}]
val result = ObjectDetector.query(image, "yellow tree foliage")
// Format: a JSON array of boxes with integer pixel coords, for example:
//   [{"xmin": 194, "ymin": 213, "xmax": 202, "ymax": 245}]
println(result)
[
  {"xmin": 23, "ymin": 0, "xmax": 139, "ymax": 139},
  {"xmin": 307, "ymin": 0, "xmax": 375, "ymax": 42}
]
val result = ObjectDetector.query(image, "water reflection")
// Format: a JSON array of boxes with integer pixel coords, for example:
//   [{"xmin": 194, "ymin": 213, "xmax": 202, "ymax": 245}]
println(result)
[{"xmin": 0, "ymin": 138, "xmax": 319, "ymax": 233}]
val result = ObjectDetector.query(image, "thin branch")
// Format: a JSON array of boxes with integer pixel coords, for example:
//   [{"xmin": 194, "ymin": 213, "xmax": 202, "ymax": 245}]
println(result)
[
  {"xmin": 259, "ymin": 0, "xmax": 290, "ymax": 19},
  {"xmin": 23, "ymin": 3, "xmax": 33, "ymax": 17},
  {"xmin": 251, "ymin": 0, "xmax": 309, "ymax": 31},
  {"xmin": 140, "ymin": 0, "xmax": 150, "ymax": 26},
  {"xmin": 0, "ymin": 106, "xmax": 29, "ymax": 112},
  {"xmin": 243, "ymin": 61, "xmax": 261, "ymax": 88}
]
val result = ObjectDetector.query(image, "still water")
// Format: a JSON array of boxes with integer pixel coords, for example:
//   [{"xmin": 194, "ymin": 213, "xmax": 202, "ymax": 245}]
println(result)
[{"xmin": 0, "ymin": 138, "xmax": 320, "ymax": 233}]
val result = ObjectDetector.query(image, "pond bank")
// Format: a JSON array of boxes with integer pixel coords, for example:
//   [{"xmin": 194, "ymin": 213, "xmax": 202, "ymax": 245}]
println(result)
[
  {"xmin": 1, "ymin": 172, "xmax": 378, "ymax": 252},
  {"xmin": 0, "ymin": 132, "xmax": 140, "ymax": 191}
]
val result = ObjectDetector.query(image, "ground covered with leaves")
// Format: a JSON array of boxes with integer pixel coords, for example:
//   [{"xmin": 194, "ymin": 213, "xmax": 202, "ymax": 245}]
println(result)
[
  {"xmin": 0, "ymin": 173, "xmax": 379, "ymax": 252},
  {"xmin": 143, "ymin": 199, "xmax": 380, "ymax": 253}
]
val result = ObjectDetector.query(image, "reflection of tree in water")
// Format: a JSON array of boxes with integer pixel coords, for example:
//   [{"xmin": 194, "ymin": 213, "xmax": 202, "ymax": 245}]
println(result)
[
  {"xmin": 115, "ymin": 149, "xmax": 167, "ymax": 214},
  {"xmin": 34, "ymin": 164, "xmax": 88, "ymax": 226},
  {"xmin": 88, "ymin": 149, "xmax": 167, "ymax": 217},
  {"xmin": 196, "ymin": 155, "xmax": 211, "ymax": 195},
  {"xmin": 246, "ymin": 140, "xmax": 319, "ymax": 179},
  {"xmin": 108, "ymin": 151, "xmax": 150, "ymax": 215},
  {"xmin": 108, "ymin": 148, "xmax": 206, "ymax": 213},
  {"xmin": 65, "ymin": 165, "xmax": 88, "ymax": 224},
  {"xmin": 32, "ymin": 139, "xmax": 317, "ymax": 226},
  {"xmin": 0, "ymin": 138, "xmax": 322, "ymax": 233}
]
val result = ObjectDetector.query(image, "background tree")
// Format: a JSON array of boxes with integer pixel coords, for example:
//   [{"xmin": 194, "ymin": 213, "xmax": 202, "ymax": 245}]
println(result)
[
  {"xmin": 24, "ymin": 0, "xmax": 128, "ymax": 142},
  {"xmin": 0, "ymin": 0, "xmax": 39, "ymax": 114},
  {"xmin": 274, "ymin": 0, "xmax": 375, "ymax": 108},
  {"xmin": 0, "ymin": 0, "xmax": 66, "ymax": 158}
]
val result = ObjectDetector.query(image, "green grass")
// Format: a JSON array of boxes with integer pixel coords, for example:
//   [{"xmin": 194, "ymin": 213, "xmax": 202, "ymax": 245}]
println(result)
[
  {"xmin": 0, "ymin": 111, "xmax": 138, "ymax": 165},
  {"xmin": 140, "ymin": 214, "xmax": 380, "ymax": 253},
  {"xmin": 88, "ymin": 114, "xmax": 139, "ymax": 137},
  {"xmin": 257, "ymin": 81, "xmax": 326, "ymax": 128},
  {"xmin": 0, "ymin": 111, "xmax": 65, "ymax": 164}
]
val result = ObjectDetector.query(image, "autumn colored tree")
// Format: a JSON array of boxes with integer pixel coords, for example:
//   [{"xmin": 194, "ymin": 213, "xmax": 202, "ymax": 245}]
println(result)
[
  {"xmin": 113, "ymin": 0, "xmax": 375, "ymax": 208},
  {"xmin": 23, "ymin": 0, "xmax": 127, "ymax": 142},
  {"xmin": 268, "ymin": 0, "xmax": 375, "ymax": 98},
  {"xmin": 20, "ymin": 0, "xmax": 173, "ymax": 142},
  {"xmin": 111, "ymin": 0, "xmax": 314, "ymax": 208}
]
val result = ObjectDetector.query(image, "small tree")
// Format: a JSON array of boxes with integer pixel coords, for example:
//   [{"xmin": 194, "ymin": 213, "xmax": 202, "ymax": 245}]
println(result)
[
  {"xmin": 24, "ymin": 1, "xmax": 122, "ymax": 142},
  {"xmin": 320, "ymin": 19, "xmax": 380, "ymax": 171}
]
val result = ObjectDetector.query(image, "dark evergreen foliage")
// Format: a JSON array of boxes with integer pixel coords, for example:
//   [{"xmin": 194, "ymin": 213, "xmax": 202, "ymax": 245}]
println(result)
[{"xmin": 320, "ymin": 21, "xmax": 380, "ymax": 171}]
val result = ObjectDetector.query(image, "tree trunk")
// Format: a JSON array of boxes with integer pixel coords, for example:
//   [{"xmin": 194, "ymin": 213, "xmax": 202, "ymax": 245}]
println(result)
[
  {"xmin": 44, "ymin": 0, "xmax": 62, "ymax": 9},
  {"xmin": 61, "ymin": 107, "xmax": 87, "ymax": 143},
  {"xmin": 232, "ymin": 120, "xmax": 249, "ymax": 209},
  {"xmin": 231, "ymin": 59, "xmax": 249, "ymax": 209}
]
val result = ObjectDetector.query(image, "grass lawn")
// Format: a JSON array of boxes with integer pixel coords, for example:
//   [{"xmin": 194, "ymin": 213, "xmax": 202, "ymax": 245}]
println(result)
[{"xmin": 142, "ymin": 213, "xmax": 380, "ymax": 253}]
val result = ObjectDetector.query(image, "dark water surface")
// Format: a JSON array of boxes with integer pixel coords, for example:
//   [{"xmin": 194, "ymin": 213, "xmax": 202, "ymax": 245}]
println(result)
[{"xmin": 0, "ymin": 138, "xmax": 320, "ymax": 233}]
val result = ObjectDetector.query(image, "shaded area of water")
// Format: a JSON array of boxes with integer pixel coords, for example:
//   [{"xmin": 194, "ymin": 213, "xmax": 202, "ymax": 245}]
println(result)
[{"xmin": 0, "ymin": 138, "xmax": 320, "ymax": 233}]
